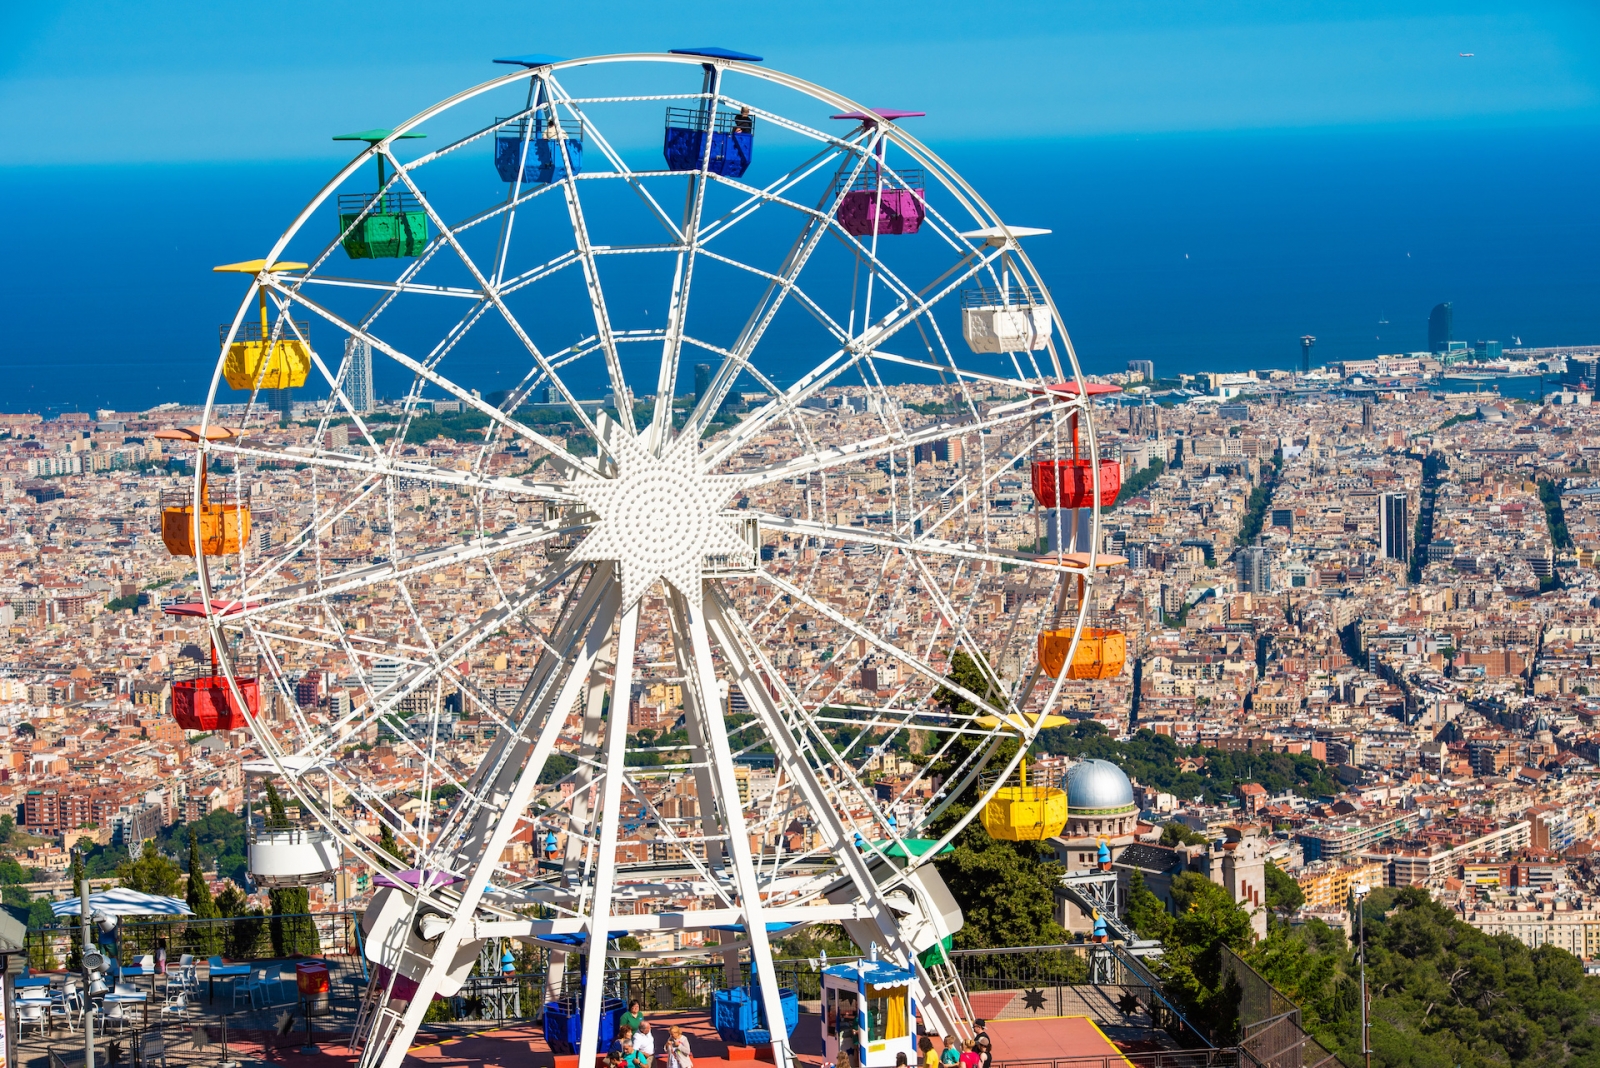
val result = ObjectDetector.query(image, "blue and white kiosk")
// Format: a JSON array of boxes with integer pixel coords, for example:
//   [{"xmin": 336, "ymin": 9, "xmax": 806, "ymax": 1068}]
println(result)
[{"xmin": 821, "ymin": 958, "xmax": 917, "ymax": 1068}]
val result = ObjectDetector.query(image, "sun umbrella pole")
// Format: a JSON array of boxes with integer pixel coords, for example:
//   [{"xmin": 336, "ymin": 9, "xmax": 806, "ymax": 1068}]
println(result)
[{"xmin": 79, "ymin": 852, "xmax": 95, "ymax": 1068}]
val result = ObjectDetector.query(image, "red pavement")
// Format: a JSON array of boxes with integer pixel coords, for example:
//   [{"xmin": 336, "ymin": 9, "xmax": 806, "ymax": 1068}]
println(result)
[
  {"xmin": 240, "ymin": 1011, "xmax": 1121, "ymax": 1068},
  {"xmin": 985, "ymin": 1016, "xmax": 1132, "ymax": 1064}
]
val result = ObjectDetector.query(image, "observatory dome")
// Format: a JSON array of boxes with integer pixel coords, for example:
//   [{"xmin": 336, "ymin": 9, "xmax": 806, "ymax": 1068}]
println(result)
[{"xmin": 1065, "ymin": 759, "xmax": 1136, "ymax": 813}]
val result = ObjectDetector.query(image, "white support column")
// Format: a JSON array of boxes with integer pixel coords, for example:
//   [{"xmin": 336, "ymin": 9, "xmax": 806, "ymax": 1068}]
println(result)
[
  {"xmin": 368, "ymin": 574, "xmax": 618, "ymax": 1068},
  {"xmin": 704, "ymin": 586, "xmax": 967, "ymax": 1042},
  {"xmin": 576, "ymin": 602, "xmax": 639, "ymax": 1062},
  {"xmin": 672, "ymin": 589, "xmax": 792, "ymax": 1067}
]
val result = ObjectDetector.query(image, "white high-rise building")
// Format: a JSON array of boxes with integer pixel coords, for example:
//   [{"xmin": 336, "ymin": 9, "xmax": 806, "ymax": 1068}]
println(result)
[{"xmin": 345, "ymin": 336, "xmax": 374, "ymax": 414}]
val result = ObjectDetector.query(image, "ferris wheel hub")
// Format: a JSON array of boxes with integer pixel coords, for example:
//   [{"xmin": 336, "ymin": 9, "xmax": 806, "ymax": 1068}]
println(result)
[{"xmin": 567, "ymin": 427, "xmax": 748, "ymax": 609}]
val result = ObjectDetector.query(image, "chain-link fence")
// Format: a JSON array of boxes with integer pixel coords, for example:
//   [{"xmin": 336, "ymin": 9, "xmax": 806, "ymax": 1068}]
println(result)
[{"xmin": 1219, "ymin": 947, "xmax": 1348, "ymax": 1068}]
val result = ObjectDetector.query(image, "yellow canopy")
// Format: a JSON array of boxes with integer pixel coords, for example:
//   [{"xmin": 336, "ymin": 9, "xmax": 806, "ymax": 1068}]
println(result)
[
  {"xmin": 212, "ymin": 260, "xmax": 309, "ymax": 274},
  {"xmin": 975, "ymin": 710, "xmax": 1070, "ymax": 731}
]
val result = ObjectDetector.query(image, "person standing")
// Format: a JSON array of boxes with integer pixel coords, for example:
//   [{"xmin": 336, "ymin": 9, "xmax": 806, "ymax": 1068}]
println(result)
[
  {"xmin": 972, "ymin": 1020, "xmax": 992, "ymax": 1068},
  {"xmin": 666, "ymin": 1025, "xmax": 694, "ymax": 1068},
  {"xmin": 621, "ymin": 1000, "xmax": 645, "ymax": 1035},
  {"xmin": 940, "ymin": 1034, "xmax": 961, "ymax": 1067}
]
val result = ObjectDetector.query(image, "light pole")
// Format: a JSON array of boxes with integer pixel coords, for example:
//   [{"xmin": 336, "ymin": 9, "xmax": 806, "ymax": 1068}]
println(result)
[
  {"xmin": 1352, "ymin": 882, "xmax": 1371, "ymax": 1068},
  {"xmin": 77, "ymin": 847, "xmax": 95, "ymax": 1068}
]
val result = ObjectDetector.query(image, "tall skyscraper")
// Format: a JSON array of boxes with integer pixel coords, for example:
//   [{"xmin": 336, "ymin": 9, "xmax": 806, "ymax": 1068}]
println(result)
[
  {"xmin": 1381, "ymin": 492, "xmax": 1409, "ymax": 561},
  {"xmin": 693, "ymin": 363, "xmax": 712, "ymax": 403},
  {"xmin": 345, "ymin": 336, "xmax": 374, "ymax": 414},
  {"xmin": 1127, "ymin": 359, "xmax": 1155, "ymax": 382},
  {"xmin": 1299, "ymin": 335, "xmax": 1315, "ymax": 374},
  {"xmin": 1428, "ymin": 302, "xmax": 1453, "ymax": 354},
  {"xmin": 267, "ymin": 387, "xmax": 293, "ymax": 424},
  {"xmin": 1236, "ymin": 545, "xmax": 1270, "ymax": 593}
]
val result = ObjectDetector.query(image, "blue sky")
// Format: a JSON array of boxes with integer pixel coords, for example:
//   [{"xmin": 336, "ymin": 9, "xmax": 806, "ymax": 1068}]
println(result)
[{"xmin": 2, "ymin": 1, "xmax": 1597, "ymax": 164}]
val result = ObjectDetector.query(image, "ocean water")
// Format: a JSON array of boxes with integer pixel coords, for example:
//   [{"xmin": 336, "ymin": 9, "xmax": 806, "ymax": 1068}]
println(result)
[{"xmin": 1, "ymin": 123, "xmax": 1596, "ymax": 415}]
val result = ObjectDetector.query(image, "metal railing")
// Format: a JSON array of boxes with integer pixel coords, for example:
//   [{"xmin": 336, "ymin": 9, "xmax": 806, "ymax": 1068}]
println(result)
[
  {"xmin": 25, "ymin": 912, "xmax": 361, "ymax": 972},
  {"xmin": 1219, "ymin": 947, "xmax": 1348, "ymax": 1068},
  {"xmin": 996, "ymin": 1050, "xmax": 1241, "ymax": 1068}
]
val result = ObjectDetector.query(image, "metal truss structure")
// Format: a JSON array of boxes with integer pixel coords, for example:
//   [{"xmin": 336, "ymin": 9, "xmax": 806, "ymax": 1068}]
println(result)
[{"xmin": 184, "ymin": 50, "xmax": 1116, "ymax": 1068}]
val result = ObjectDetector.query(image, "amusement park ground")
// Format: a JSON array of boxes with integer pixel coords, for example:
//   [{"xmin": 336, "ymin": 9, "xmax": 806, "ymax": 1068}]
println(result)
[{"xmin": 14, "ymin": 956, "xmax": 1144, "ymax": 1068}]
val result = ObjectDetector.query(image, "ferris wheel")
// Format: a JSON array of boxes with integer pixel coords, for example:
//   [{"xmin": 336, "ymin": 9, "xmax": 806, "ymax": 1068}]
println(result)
[{"xmin": 166, "ymin": 47, "xmax": 1124, "ymax": 1068}]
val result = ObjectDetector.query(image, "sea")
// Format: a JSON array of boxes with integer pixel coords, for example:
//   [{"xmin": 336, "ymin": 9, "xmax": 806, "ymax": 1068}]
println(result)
[{"xmin": 2, "ymin": 123, "xmax": 1597, "ymax": 415}]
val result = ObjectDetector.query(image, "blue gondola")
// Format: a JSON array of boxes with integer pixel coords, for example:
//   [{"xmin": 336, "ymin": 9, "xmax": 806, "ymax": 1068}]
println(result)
[{"xmin": 494, "ymin": 116, "xmax": 584, "ymax": 184}]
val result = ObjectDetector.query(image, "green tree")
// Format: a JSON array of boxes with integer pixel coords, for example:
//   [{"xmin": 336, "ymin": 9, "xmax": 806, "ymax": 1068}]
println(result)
[
  {"xmin": 263, "ymin": 780, "xmax": 290, "ymax": 830},
  {"xmin": 0, "ymin": 813, "xmax": 15, "ymax": 844},
  {"xmin": 26, "ymin": 897, "xmax": 59, "ymax": 970},
  {"xmin": 3, "ymin": 883, "xmax": 31, "ymax": 907},
  {"xmin": 185, "ymin": 827, "xmax": 221, "ymax": 954},
  {"xmin": 1152, "ymin": 873, "xmax": 1257, "ymax": 1032},
  {"xmin": 1263, "ymin": 862, "xmax": 1304, "ymax": 911},
  {"xmin": 378, "ymin": 822, "xmax": 410, "ymax": 864},
  {"xmin": 269, "ymin": 885, "xmax": 320, "ymax": 957},
  {"xmin": 0, "ymin": 853, "xmax": 30, "ymax": 884},
  {"xmin": 1159, "ymin": 821, "xmax": 1209, "ymax": 847},
  {"xmin": 936, "ymin": 828, "xmax": 1068, "ymax": 950},
  {"xmin": 116, "ymin": 841, "xmax": 183, "ymax": 897}
]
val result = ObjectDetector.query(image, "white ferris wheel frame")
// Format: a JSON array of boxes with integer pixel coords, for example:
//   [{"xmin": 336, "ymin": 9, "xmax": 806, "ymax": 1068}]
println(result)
[{"xmin": 182, "ymin": 50, "xmax": 1116, "ymax": 1068}]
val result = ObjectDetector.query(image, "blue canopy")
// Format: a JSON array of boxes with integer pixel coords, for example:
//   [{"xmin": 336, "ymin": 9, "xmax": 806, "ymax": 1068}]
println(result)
[
  {"xmin": 709, "ymin": 922, "xmax": 798, "ymax": 934},
  {"xmin": 823, "ymin": 960, "xmax": 914, "ymax": 986},
  {"xmin": 669, "ymin": 47, "xmax": 763, "ymax": 62},
  {"xmin": 494, "ymin": 54, "xmax": 566, "ymax": 68}
]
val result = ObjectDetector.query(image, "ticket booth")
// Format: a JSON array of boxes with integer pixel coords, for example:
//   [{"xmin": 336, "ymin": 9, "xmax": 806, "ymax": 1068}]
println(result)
[{"xmin": 821, "ymin": 960, "xmax": 916, "ymax": 1068}]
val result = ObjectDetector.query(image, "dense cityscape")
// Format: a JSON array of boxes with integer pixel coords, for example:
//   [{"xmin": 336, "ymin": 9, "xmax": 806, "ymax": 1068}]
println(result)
[{"xmin": 4, "ymin": 330, "xmax": 1600, "ymax": 966}]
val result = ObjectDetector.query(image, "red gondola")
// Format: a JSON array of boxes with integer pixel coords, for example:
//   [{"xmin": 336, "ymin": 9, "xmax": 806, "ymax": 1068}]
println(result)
[{"xmin": 164, "ymin": 601, "xmax": 260, "ymax": 731}]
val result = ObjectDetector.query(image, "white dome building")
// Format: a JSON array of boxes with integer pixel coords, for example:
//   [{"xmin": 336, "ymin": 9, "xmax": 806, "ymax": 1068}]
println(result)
[{"xmin": 1063, "ymin": 759, "xmax": 1139, "ymax": 839}]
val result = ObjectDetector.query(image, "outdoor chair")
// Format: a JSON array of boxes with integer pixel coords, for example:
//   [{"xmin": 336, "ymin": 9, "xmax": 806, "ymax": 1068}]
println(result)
[
  {"xmin": 232, "ymin": 972, "xmax": 254, "ymax": 1009},
  {"xmin": 17, "ymin": 999, "xmax": 48, "ymax": 1038},
  {"xmin": 160, "ymin": 991, "xmax": 192, "ymax": 1019},
  {"xmin": 47, "ymin": 984, "xmax": 79, "ymax": 1034},
  {"xmin": 100, "ymin": 1000, "xmax": 129, "ymax": 1035},
  {"xmin": 249, "ymin": 968, "xmax": 290, "ymax": 1009},
  {"xmin": 141, "ymin": 1032, "xmax": 169, "ymax": 1068}
]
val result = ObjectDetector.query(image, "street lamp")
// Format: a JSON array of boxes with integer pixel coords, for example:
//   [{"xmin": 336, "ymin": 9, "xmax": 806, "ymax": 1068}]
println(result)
[{"xmin": 1352, "ymin": 883, "xmax": 1371, "ymax": 1068}]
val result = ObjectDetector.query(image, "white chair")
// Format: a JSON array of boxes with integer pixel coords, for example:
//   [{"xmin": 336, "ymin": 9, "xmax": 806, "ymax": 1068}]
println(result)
[
  {"xmin": 231, "ymin": 971, "xmax": 254, "ymax": 1009},
  {"xmin": 160, "ymin": 991, "xmax": 191, "ymax": 1019},
  {"xmin": 17, "ymin": 1000, "xmax": 48, "ymax": 1038},
  {"xmin": 141, "ymin": 1032, "xmax": 169, "ymax": 1068},
  {"xmin": 101, "ymin": 1000, "xmax": 129, "ymax": 1035},
  {"xmin": 47, "ymin": 983, "xmax": 79, "ymax": 1034},
  {"xmin": 136, "ymin": 954, "xmax": 156, "ymax": 972}
]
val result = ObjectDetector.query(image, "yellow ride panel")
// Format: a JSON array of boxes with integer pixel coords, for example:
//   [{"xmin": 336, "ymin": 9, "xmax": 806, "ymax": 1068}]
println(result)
[{"xmin": 223, "ymin": 339, "xmax": 312, "ymax": 391}]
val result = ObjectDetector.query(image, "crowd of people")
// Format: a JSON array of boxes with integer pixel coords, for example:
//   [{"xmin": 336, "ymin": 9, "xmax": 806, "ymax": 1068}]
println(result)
[{"xmin": 599, "ymin": 999, "xmax": 997, "ymax": 1068}]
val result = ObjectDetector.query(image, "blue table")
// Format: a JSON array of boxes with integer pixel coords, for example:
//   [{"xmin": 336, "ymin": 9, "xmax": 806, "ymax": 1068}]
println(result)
[
  {"xmin": 14, "ymin": 975, "xmax": 52, "ymax": 990},
  {"xmin": 102, "ymin": 990, "xmax": 149, "ymax": 1027},
  {"xmin": 208, "ymin": 961, "xmax": 252, "ymax": 1004}
]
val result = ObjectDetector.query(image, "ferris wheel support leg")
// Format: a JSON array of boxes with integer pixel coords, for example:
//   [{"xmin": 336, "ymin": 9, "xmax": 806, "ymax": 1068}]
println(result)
[
  {"xmin": 703, "ymin": 588, "xmax": 968, "ymax": 1042},
  {"xmin": 671, "ymin": 590, "xmax": 793, "ymax": 1068},
  {"xmin": 577, "ymin": 602, "xmax": 639, "ymax": 1064},
  {"xmin": 366, "ymin": 577, "xmax": 620, "ymax": 1068}
]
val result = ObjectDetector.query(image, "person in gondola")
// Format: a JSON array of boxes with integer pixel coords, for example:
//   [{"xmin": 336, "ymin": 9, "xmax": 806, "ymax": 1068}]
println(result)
[{"xmin": 734, "ymin": 106, "xmax": 754, "ymax": 133}]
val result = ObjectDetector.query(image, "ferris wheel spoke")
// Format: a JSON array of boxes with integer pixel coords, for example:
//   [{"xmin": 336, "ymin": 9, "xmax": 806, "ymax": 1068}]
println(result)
[
  {"xmin": 752, "ymin": 569, "xmax": 1009, "ymax": 724},
  {"xmin": 545, "ymin": 76, "xmax": 685, "ymax": 243},
  {"xmin": 265, "ymin": 280, "xmax": 586, "ymax": 467},
  {"xmin": 702, "ymin": 589, "xmax": 966, "ymax": 1036}
]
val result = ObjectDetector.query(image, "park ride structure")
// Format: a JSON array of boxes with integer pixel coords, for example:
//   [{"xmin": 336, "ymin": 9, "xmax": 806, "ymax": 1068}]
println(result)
[{"xmin": 175, "ymin": 48, "xmax": 1124, "ymax": 1068}]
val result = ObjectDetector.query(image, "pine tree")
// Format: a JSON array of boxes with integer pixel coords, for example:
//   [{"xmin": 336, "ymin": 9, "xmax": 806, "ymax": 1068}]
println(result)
[
  {"xmin": 185, "ymin": 827, "xmax": 221, "ymax": 954},
  {"xmin": 378, "ymin": 822, "xmax": 409, "ymax": 864}
]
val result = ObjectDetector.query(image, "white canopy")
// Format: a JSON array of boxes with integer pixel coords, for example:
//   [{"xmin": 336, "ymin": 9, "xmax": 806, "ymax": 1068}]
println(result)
[{"xmin": 51, "ymin": 889, "xmax": 194, "ymax": 918}]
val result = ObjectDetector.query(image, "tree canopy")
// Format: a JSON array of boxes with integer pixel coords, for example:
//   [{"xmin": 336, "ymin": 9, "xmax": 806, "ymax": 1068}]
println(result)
[{"xmin": 1037, "ymin": 721, "xmax": 1336, "ymax": 803}]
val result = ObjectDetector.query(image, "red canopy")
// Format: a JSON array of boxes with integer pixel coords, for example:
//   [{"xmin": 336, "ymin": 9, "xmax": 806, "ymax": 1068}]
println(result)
[
  {"xmin": 162, "ymin": 599, "xmax": 258, "ymax": 618},
  {"xmin": 1038, "ymin": 380, "xmax": 1122, "ymax": 397}
]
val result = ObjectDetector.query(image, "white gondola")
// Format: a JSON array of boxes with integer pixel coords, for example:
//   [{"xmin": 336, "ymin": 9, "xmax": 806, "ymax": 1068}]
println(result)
[{"xmin": 248, "ymin": 825, "xmax": 343, "ymax": 888}]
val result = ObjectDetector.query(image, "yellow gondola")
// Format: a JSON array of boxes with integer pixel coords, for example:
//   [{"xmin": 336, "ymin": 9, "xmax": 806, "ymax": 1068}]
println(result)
[
  {"xmin": 981, "ymin": 758, "xmax": 1068, "ymax": 841},
  {"xmin": 214, "ymin": 260, "xmax": 312, "ymax": 391}
]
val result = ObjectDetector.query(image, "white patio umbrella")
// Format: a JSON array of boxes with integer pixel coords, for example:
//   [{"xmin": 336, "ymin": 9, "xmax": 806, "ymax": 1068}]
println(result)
[{"xmin": 51, "ymin": 888, "xmax": 195, "ymax": 918}]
